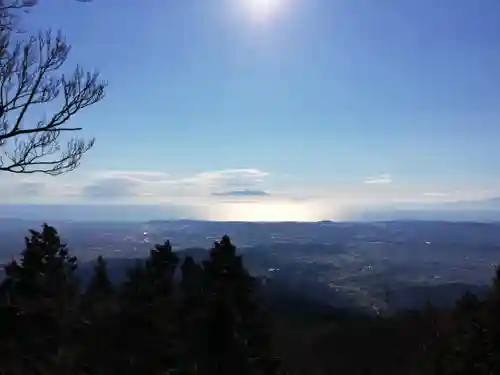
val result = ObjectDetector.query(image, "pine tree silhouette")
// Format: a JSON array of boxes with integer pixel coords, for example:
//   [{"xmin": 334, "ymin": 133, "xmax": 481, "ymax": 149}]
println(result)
[
  {"xmin": 0, "ymin": 227, "xmax": 287, "ymax": 375},
  {"xmin": 83, "ymin": 255, "xmax": 114, "ymax": 313},
  {"xmin": 111, "ymin": 241, "xmax": 181, "ymax": 375},
  {"xmin": 179, "ymin": 255, "xmax": 205, "ymax": 373},
  {"xmin": 0, "ymin": 224, "xmax": 80, "ymax": 375},
  {"xmin": 79, "ymin": 255, "xmax": 117, "ymax": 374},
  {"xmin": 200, "ymin": 235, "xmax": 283, "ymax": 375},
  {"xmin": 146, "ymin": 240, "xmax": 179, "ymax": 296}
]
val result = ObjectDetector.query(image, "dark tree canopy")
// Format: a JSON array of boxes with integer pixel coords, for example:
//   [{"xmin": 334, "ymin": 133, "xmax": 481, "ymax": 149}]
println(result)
[
  {"xmin": 0, "ymin": 224, "xmax": 81, "ymax": 375},
  {"xmin": 4, "ymin": 223, "xmax": 500, "ymax": 375},
  {"xmin": 0, "ymin": 226, "xmax": 286, "ymax": 375}
]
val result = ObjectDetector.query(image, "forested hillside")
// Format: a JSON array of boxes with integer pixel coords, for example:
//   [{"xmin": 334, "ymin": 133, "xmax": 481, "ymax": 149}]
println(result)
[{"xmin": 1, "ymin": 224, "xmax": 500, "ymax": 375}]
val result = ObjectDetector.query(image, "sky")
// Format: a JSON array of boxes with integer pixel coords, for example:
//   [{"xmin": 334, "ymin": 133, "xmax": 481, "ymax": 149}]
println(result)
[{"xmin": 2, "ymin": 0, "xmax": 500, "ymax": 221}]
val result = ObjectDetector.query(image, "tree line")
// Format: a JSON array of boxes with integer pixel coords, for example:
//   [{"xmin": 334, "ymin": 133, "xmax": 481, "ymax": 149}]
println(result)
[
  {"xmin": 2, "ymin": 224, "xmax": 500, "ymax": 374},
  {"xmin": 0, "ymin": 224, "xmax": 284, "ymax": 375}
]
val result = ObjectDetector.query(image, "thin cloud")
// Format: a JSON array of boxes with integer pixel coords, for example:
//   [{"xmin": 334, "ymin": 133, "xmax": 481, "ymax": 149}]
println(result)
[
  {"xmin": 193, "ymin": 169, "xmax": 269, "ymax": 188},
  {"xmin": 81, "ymin": 178, "xmax": 141, "ymax": 198},
  {"xmin": 423, "ymin": 192, "xmax": 448, "ymax": 197},
  {"xmin": 16, "ymin": 181, "xmax": 47, "ymax": 196},
  {"xmin": 363, "ymin": 174, "xmax": 392, "ymax": 185},
  {"xmin": 77, "ymin": 168, "xmax": 271, "ymax": 201},
  {"xmin": 0, "ymin": 177, "xmax": 49, "ymax": 200},
  {"xmin": 102, "ymin": 171, "xmax": 170, "ymax": 181},
  {"xmin": 212, "ymin": 189, "xmax": 271, "ymax": 197}
]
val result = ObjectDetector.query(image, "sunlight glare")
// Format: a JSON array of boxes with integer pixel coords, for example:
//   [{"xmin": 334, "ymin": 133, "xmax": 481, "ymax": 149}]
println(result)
[
  {"xmin": 212, "ymin": 201, "xmax": 325, "ymax": 222},
  {"xmin": 241, "ymin": 0, "xmax": 285, "ymax": 22}
]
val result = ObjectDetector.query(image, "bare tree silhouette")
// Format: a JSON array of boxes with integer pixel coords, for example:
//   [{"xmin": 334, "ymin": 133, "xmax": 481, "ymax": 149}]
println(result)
[
  {"xmin": 0, "ymin": 0, "xmax": 105, "ymax": 175},
  {"xmin": 0, "ymin": 30, "xmax": 106, "ymax": 174}
]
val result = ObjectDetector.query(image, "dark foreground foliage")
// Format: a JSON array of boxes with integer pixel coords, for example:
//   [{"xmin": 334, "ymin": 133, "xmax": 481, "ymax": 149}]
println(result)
[{"xmin": 1, "ymin": 224, "xmax": 500, "ymax": 375}]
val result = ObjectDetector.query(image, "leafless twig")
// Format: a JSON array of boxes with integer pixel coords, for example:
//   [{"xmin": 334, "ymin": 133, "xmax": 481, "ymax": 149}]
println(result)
[{"xmin": 0, "ymin": 30, "xmax": 106, "ymax": 175}]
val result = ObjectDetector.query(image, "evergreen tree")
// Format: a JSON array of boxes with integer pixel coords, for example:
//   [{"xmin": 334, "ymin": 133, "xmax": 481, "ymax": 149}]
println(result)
[
  {"xmin": 200, "ymin": 235, "xmax": 282, "ymax": 375},
  {"xmin": 0, "ymin": 224, "xmax": 80, "ymax": 375},
  {"xmin": 179, "ymin": 255, "xmax": 205, "ymax": 373},
  {"xmin": 146, "ymin": 240, "xmax": 179, "ymax": 296},
  {"xmin": 1, "ymin": 224, "xmax": 79, "ymax": 311},
  {"xmin": 110, "ymin": 242, "xmax": 181, "ymax": 375},
  {"xmin": 119, "ymin": 260, "xmax": 150, "ymax": 308},
  {"xmin": 436, "ymin": 269, "xmax": 500, "ymax": 375},
  {"xmin": 79, "ymin": 255, "xmax": 116, "ymax": 374},
  {"xmin": 144, "ymin": 240, "xmax": 180, "ymax": 373},
  {"xmin": 0, "ymin": 227, "xmax": 286, "ymax": 375},
  {"xmin": 444, "ymin": 292, "xmax": 488, "ymax": 375},
  {"xmin": 83, "ymin": 255, "xmax": 114, "ymax": 312}
]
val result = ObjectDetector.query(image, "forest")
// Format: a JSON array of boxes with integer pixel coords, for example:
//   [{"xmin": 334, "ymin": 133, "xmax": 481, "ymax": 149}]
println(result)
[{"xmin": 1, "ymin": 223, "xmax": 500, "ymax": 375}]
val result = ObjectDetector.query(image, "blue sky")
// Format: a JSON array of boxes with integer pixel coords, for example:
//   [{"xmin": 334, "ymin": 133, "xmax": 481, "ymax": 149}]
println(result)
[{"xmin": 2, "ymin": 0, "xmax": 500, "ymax": 220}]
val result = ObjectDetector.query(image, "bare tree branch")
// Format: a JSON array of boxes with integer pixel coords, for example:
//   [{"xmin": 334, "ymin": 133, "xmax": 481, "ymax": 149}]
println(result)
[{"xmin": 0, "ymin": 29, "xmax": 106, "ymax": 175}]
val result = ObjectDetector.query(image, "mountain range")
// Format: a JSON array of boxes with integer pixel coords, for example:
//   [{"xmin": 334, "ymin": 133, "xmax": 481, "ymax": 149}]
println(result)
[
  {"xmin": 2, "ymin": 198, "xmax": 500, "ymax": 222},
  {"xmin": 351, "ymin": 197, "xmax": 500, "ymax": 222}
]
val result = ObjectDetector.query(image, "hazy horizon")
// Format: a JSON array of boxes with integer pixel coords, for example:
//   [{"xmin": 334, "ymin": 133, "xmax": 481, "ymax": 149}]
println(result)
[
  {"xmin": 2, "ymin": 0, "xmax": 500, "ymax": 221},
  {"xmin": 2, "ymin": 199, "xmax": 500, "ymax": 223}
]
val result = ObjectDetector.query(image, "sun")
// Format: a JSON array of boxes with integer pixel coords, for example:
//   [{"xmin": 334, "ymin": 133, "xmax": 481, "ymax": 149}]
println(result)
[{"xmin": 242, "ymin": 0, "xmax": 285, "ymax": 22}]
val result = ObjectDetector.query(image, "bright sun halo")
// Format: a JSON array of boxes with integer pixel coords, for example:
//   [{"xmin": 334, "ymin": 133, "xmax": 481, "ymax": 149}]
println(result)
[{"xmin": 242, "ymin": 0, "xmax": 284, "ymax": 22}]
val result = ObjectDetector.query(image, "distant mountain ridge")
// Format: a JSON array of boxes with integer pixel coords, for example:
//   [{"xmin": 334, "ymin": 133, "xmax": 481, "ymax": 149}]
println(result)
[
  {"xmin": 351, "ymin": 197, "xmax": 500, "ymax": 222},
  {"xmin": 3, "ymin": 198, "xmax": 500, "ymax": 223}
]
